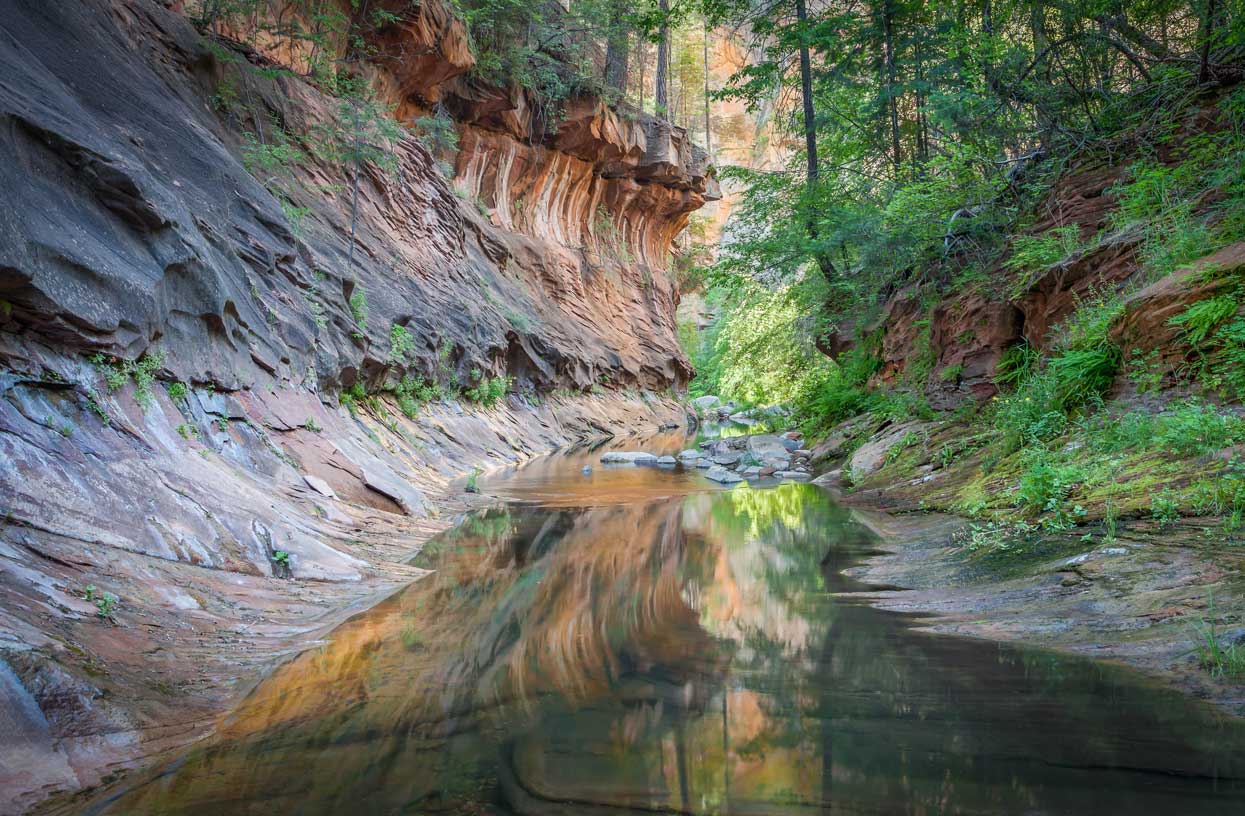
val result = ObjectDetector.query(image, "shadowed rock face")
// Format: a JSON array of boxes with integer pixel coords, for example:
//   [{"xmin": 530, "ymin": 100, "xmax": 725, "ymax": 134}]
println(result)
[
  {"xmin": 0, "ymin": 0, "xmax": 714, "ymax": 395},
  {"xmin": 0, "ymin": 1, "xmax": 711, "ymax": 811}
]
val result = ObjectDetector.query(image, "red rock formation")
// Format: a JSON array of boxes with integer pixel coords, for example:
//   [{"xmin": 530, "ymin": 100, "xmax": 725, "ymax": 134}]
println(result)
[{"xmin": 1111, "ymin": 241, "xmax": 1245, "ymax": 373}]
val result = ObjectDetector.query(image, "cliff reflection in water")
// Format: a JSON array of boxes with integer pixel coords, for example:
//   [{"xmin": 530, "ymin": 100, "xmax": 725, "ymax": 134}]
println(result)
[{"xmin": 99, "ymin": 484, "xmax": 1245, "ymax": 815}]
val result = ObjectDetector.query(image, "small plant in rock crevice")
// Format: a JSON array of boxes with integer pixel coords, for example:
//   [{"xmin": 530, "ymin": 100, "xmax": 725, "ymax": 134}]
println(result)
[
  {"xmin": 90, "ymin": 351, "xmax": 167, "ymax": 410},
  {"xmin": 1193, "ymin": 595, "xmax": 1245, "ymax": 681},
  {"xmin": 348, "ymin": 287, "xmax": 368, "ymax": 335},
  {"xmin": 463, "ymin": 369, "xmax": 511, "ymax": 408},
  {"xmin": 84, "ymin": 585, "xmax": 119, "ymax": 620}
]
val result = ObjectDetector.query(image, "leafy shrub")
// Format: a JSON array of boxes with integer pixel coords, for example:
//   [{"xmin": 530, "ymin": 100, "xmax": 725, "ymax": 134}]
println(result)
[
  {"xmin": 1004, "ymin": 226, "xmax": 1082, "ymax": 295},
  {"xmin": 993, "ymin": 295, "xmax": 1122, "ymax": 447},
  {"xmin": 412, "ymin": 113, "xmax": 459, "ymax": 155},
  {"xmin": 995, "ymin": 343, "xmax": 1039, "ymax": 389},
  {"xmin": 90, "ymin": 351, "xmax": 167, "ymax": 410},
  {"xmin": 348, "ymin": 288, "xmax": 368, "ymax": 332},
  {"xmin": 463, "ymin": 370, "xmax": 511, "ymax": 408},
  {"xmin": 389, "ymin": 323, "xmax": 416, "ymax": 364},
  {"xmin": 1152, "ymin": 401, "xmax": 1245, "ymax": 454},
  {"xmin": 1016, "ymin": 448, "xmax": 1083, "ymax": 517},
  {"xmin": 1151, "ymin": 491, "xmax": 1180, "ymax": 526},
  {"xmin": 1170, "ymin": 294, "xmax": 1238, "ymax": 347}
]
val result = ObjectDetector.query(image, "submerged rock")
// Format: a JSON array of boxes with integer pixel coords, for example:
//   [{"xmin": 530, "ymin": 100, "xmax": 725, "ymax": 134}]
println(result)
[
  {"xmin": 600, "ymin": 451, "xmax": 659, "ymax": 464},
  {"xmin": 705, "ymin": 466, "xmax": 744, "ymax": 484}
]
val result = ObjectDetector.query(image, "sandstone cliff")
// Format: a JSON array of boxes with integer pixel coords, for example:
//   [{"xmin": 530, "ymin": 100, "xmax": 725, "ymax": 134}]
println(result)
[{"xmin": 0, "ymin": 1, "xmax": 713, "ymax": 810}]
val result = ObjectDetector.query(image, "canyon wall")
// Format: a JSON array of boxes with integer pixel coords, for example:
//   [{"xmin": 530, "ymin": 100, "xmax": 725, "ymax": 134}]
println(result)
[
  {"xmin": 860, "ymin": 97, "xmax": 1243, "ymax": 410},
  {"xmin": 0, "ymin": 0, "xmax": 711, "ymax": 810}
]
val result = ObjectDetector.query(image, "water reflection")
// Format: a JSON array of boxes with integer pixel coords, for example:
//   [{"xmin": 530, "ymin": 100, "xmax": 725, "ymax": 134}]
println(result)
[{"xmin": 95, "ymin": 483, "xmax": 1245, "ymax": 815}]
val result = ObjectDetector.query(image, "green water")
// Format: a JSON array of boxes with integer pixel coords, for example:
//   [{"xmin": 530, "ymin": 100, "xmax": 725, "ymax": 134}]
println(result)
[{"xmin": 93, "ymin": 445, "xmax": 1245, "ymax": 815}]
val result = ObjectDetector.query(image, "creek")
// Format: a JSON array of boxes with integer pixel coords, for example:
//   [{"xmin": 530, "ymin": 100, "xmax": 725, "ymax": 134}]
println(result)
[{"xmin": 92, "ymin": 433, "xmax": 1245, "ymax": 814}]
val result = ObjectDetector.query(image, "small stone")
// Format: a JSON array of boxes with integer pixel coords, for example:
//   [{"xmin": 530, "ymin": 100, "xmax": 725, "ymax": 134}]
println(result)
[
  {"xmin": 775, "ymin": 471, "xmax": 812, "ymax": 481},
  {"xmin": 601, "ymin": 451, "xmax": 659, "ymax": 464},
  {"xmin": 712, "ymin": 452, "xmax": 743, "ymax": 466},
  {"xmin": 678, "ymin": 449, "xmax": 700, "ymax": 459},
  {"xmin": 792, "ymin": 449, "xmax": 812, "ymax": 457},
  {"xmin": 759, "ymin": 466, "xmax": 777, "ymax": 476},
  {"xmin": 741, "ymin": 466, "xmax": 762, "ymax": 477},
  {"xmin": 656, "ymin": 455, "xmax": 677, "ymax": 466},
  {"xmin": 582, "ymin": 465, "xmax": 593, "ymax": 474}
]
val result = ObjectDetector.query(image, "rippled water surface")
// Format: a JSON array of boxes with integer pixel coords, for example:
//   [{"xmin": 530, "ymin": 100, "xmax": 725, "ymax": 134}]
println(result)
[{"xmin": 95, "ymin": 434, "xmax": 1245, "ymax": 814}]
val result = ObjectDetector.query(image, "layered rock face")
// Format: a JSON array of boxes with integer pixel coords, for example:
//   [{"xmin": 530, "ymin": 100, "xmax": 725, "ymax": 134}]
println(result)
[
  {"xmin": 0, "ymin": 1, "xmax": 710, "ymax": 810},
  {"xmin": 1, "ymin": 0, "xmax": 716, "ymax": 395},
  {"xmin": 865, "ymin": 98, "xmax": 1241, "ymax": 409}
]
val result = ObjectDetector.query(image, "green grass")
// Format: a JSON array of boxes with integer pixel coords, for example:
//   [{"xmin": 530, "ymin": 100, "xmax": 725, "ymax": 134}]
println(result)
[{"xmin": 1194, "ymin": 596, "xmax": 1245, "ymax": 681}]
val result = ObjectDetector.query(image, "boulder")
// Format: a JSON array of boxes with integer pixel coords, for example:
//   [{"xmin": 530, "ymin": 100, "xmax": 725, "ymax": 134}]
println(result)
[
  {"xmin": 846, "ymin": 421, "xmax": 935, "ymax": 482},
  {"xmin": 740, "ymin": 466, "xmax": 762, "ymax": 478},
  {"xmin": 678, "ymin": 448, "xmax": 701, "ymax": 460},
  {"xmin": 692, "ymin": 395, "xmax": 721, "ymax": 411},
  {"xmin": 746, "ymin": 434, "xmax": 790, "ymax": 463},
  {"xmin": 705, "ymin": 466, "xmax": 744, "ymax": 484},
  {"xmin": 711, "ymin": 451, "xmax": 743, "ymax": 466},
  {"xmin": 695, "ymin": 458, "xmax": 712, "ymax": 468},
  {"xmin": 600, "ymin": 451, "xmax": 659, "ymax": 464}
]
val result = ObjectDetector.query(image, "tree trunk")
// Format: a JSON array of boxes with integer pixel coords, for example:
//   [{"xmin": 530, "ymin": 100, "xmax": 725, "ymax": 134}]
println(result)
[
  {"xmin": 1199, "ymin": 0, "xmax": 1218, "ymax": 84},
  {"xmin": 795, "ymin": 0, "xmax": 818, "ymax": 185},
  {"xmin": 703, "ymin": 16, "xmax": 713, "ymax": 158},
  {"xmin": 794, "ymin": 0, "xmax": 836, "ymax": 282},
  {"xmin": 882, "ymin": 0, "xmax": 901, "ymax": 174},
  {"xmin": 638, "ymin": 39, "xmax": 647, "ymax": 112},
  {"xmin": 655, "ymin": 0, "xmax": 670, "ymax": 118},
  {"xmin": 604, "ymin": 5, "xmax": 629, "ymax": 93}
]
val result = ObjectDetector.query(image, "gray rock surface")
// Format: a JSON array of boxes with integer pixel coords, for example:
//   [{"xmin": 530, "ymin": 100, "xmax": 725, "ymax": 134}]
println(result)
[
  {"xmin": 847, "ymin": 421, "xmax": 936, "ymax": 482},
  {"xmin": 704, "ymin": 466, "xmax": 744, "ymax": 484},
  {"xmin": 600, "ymin": 451, "xmax": 659, "ymax": 464},
  {"xmin": 747, "ymin": 434, "xmax": 789, "ymax": 462}
]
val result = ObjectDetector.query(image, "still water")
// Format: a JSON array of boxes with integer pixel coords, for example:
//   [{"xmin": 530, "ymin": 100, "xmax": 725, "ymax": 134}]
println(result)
[{"xmin": 94, "ymin": 436, "xmax": 1245, "ymax": 814}]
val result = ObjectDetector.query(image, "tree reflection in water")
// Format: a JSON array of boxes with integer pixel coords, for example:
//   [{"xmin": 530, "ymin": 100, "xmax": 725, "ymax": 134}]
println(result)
[{"xmin": 96, "ymin": 485, "xmax": 1245, "ymax": 815}]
